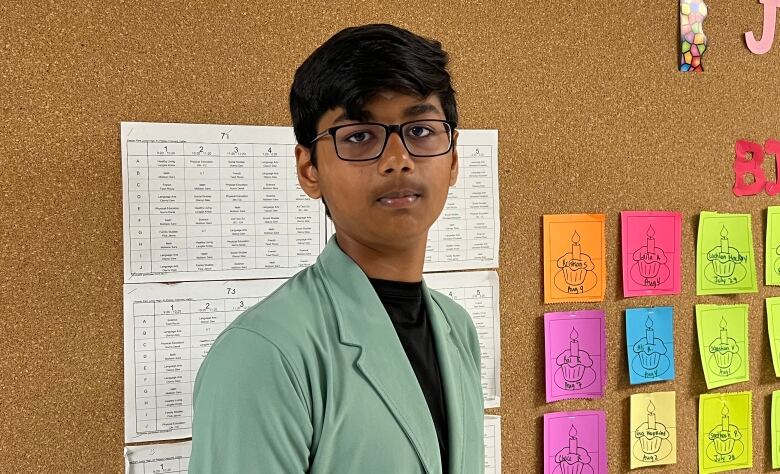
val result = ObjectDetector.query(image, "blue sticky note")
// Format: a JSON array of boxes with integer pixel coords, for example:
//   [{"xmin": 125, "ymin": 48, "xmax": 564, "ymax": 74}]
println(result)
[{"xmin": 626, "ymin": 307, "xmax": 675, "ymax": 384}]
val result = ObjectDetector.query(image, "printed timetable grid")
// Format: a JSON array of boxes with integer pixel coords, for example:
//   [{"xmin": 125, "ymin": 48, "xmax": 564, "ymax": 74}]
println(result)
[
  {"xmin": 124, "ymin": 271, "xmax": 501, "ymax": 442},
  {"xmin": 121, "ymin": 123, "xmax": 326, "ymax": 283},
  {"xmin": 484, "ymin": 415, "xmax": 503, "ymax": 474},
  {"xmin": 426, "ymin": 270, "xmax": 501, "ymax": 408}
]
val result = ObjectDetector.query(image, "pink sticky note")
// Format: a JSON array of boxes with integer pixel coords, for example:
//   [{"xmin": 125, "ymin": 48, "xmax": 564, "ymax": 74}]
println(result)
[
  {"xmin": 544, "ymin": 410, "xmax": 608, "ymax": 474},
  {"xmin": 545, "ymin": 310, "xmax": 606, "ymax": 402},
  {"xmin": 621, "ymin": 211, "xmax": 683, "ymax": 297}
]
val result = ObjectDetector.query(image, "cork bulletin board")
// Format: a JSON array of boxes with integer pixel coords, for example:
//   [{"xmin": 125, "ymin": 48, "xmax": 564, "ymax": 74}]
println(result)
[{"xmin": 3, "ymin": 0, "xmax": 780, "ymax": 471}]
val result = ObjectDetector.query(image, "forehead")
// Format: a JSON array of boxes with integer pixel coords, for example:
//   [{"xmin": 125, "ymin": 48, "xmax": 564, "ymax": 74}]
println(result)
[{"xmin": 318, "ymin": 92, "xmax": 445, "ymax": 128}]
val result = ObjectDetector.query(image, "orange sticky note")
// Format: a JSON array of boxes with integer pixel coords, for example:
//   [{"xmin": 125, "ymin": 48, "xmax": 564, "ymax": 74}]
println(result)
[{"xmin": 544, "ymin": 214, "xmax": 606, "ymax": 303}]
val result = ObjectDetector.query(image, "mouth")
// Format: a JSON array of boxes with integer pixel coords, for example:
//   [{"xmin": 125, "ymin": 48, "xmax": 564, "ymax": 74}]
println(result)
[{"xmin": 376, "ymin": 189, "xmax": 422, "ymax": 209}]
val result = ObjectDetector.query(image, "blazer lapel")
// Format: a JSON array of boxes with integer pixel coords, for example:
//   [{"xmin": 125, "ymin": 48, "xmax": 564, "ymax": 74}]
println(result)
[
  {"xmin": 424, "ymin": 284, "xmax": 466, "ymax": 474},
  {"xmin": 316, "ymin": 237, "xmax": 440, "ymax": 474}
]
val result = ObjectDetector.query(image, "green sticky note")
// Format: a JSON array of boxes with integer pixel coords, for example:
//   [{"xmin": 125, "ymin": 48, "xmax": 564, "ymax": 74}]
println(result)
[
  {"xmin": 767, "ymin": 297, "xmax": 780, "ymax": 377},
  {"xmin": 767, "ymin": 207, "xmax": 780, "ymax": 285},
  {"xmin": 696, "ymin": 304, "xmax": 749, "ymax": 389},
  {"xmin": 698, "ymin": 391, "xmax": 752, "ymax": 474},
  {"xmin": 773, "ymin": 391, "xmax": 780, "ymax": 469},
  {"xmin": 696, "ymin": 212, "xmax": 757, "ymax": 295}
]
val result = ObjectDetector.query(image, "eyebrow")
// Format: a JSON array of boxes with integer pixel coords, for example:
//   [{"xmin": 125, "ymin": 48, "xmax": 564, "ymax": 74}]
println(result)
[{"xmin": 332, "ymin": 103, "xmax": 442, "ymax": 124}]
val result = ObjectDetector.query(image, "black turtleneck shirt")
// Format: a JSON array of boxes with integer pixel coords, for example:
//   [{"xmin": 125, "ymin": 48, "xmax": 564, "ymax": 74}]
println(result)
[{"xmin": 368, "ymin": 277, "xmax": 449, "ymax": 473}]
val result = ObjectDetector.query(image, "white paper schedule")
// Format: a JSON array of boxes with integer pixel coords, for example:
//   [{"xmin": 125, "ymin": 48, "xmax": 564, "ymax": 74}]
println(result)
[
  {"xmin": 424, "ymin": 129, "xmax": 500, "ymax": 272},
  {"xmin": 124, "ymin": 271, "xmax": 500, "ymax": 442},
  {"xmin": 125, "ymin": 441, "xmax": 191, "ymax": 474},
  {"xmin": 123, "ymin": 278, "xmax": 286, "ymax": 442},
  {"xmin": 121, "ymin": 122, "xmax": 327, "ymax": 283},
  {"xmin": 426, "ymin": 271, "xmax": 501, "ymax": 408},
  {"xmin": 484, "ymin": 415, "xmax": 502, "ymax": 474}
]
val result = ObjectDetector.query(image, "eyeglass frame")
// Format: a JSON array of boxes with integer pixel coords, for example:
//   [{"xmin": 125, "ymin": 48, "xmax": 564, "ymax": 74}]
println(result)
[{"xmin": 309, "ymin": 119, "xmax": 457, "ymax": 162}]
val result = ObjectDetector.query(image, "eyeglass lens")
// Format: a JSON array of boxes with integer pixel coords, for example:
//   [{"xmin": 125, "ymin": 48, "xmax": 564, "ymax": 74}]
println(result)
[{"xmin": 333, "ymin": 121, "xmax": 452, "ymax": 160}]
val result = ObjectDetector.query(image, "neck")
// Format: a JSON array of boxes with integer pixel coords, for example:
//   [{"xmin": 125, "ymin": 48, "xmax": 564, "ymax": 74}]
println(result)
[{"xmin": 335, "ymin": 232, "xmax": 426, "ymax": 282}]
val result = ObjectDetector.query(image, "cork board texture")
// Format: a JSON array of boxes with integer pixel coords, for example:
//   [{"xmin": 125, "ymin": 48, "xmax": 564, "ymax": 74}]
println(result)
[{"xmin": 2, "ymin": 0, "xmax": 780, "ymax": 472}]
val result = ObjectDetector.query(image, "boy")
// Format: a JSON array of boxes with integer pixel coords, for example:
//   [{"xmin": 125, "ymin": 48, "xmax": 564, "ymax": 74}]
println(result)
[{"xmin": 190, "ymin": 24, "xmax": 484, "ymax": 473}]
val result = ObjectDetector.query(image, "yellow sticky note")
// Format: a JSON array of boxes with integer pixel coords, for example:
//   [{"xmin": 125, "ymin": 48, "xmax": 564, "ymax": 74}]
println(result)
[
  {"xmin": 630, "ymin": 391, "xmax": 677, "ymax": 469},
  {"xmin": 698, "ymin": 392, "xmax": 752, "ymax": 473}
]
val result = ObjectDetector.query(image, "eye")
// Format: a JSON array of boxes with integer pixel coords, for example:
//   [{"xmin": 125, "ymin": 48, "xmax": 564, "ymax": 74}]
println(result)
[
  {"xmin": 407, "ymin": 125, "xmax": 433, "ymax": 138},
  {"xmin": 346, "ymin": 131, "xmax": 373, "ymax": 143}
]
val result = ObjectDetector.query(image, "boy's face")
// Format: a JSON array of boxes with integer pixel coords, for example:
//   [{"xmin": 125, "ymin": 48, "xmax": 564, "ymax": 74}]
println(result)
[{"xmin": 296, "ymin": 92, "xmax": 459, "ymax": 251}]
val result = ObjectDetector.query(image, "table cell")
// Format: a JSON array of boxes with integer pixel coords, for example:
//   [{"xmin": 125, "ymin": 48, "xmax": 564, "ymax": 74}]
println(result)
[
  {"xmin": 467, "ymin": 228, "xmax": 495, "ymax": 242},
  {"xmin": 441, "ymin": 288, "xmax": 466, "ymax": 301},
  {"xmin": 288, "ymin": 223, "xmax": 317, "ymax": 236},
  {"xmin": 446, "ymin": 186, "xmax": 466, "ymax": 201},
  {"xmin": 130, "ymin": 260, "xmax": 152, "ymax": 275},
  {"xmin": 191, "ymin": 335, "xmax": 219, "ymax": 350},
  {"xmin": 290, "ymin": 212, "xmax": 318, "ymax": 225},
  {"xmin": 158, "ymin": 416, "xmax": 191, "ymax": 432},
  {"xmin": 256, "ymin": 168, "xmax": 284, "ymax": 181},
  {"xmin": 221, "ymin": 143, "xmax": 252, "ymax": 157},
  {"xmin": 255, "ymin": 222, "xmax": 287, "ymax": 236},
  {"xmin": 129, "ymin": 191, "xmax": 150, "ymax": 204},
  {"xmin": 149, "ymin": 156, "xmax": 185, "ymax": 169},
  {"xmin": 255, "ymin": 179, "xmax": 283, "ymax": 191},
  {"xmin": 155, "ymin": 371, "xmax": 191, "ymax": 387},
  {"xmin": 149, "ymin": 238, "xmax": 186, "ymax": 251},
  {"xmin": 184, "ymin": 143, "xmax": 219, "ymax": 157},
  {"xmin": 188, "ymin": 223, "xmax": 221, "ymax": 237},
  {"xmin": 223, "ymin": 253, "xmax": 255, "ymax": 268},
  {"xmin": 149, "ymin": 191, "xmax": 185, "ymax": 205},
  {"xmin": 221, "ymin": 188, "xmax": 253, "ymax": 201},
  {"xmin": 255, "ymin": 155, "xmax": 283, "ymax": 169},
  {"xmin": 135, "ymin": 326, "xmax": 155, "ymax": 341},
  {"xmin": 157, "ymin": 358, "xmax": 191, "ymax": 373},
  {"xmin": 222, "ymin": 198, "xmax": 255, "ymax": 214},
  {"xmin": 148, "ymin": 142, "xmax": 184, "ymax": 156},
  {"xmin": 256, "ymin": 143, "xmax": 286, "ymax": 157},
  {"xmin": 185, "ymin": 166, "xmax": 220, "ymax": 181},
  {"xmin": 186, "ymin": 202, "xmax": 219, "ymax": 217},
  {"xmin": 440, "ymin": 229, "xmax": 467, "ymax": 242},
  {"xmin": 290, "ymin": 254, "xmax": 317, "ymax": 268},
  {"xmin": 135, "ymin": 336, "xmax": 156, "ymax": 352},
  {"xmin": 156, "ymin": 382, "xmax": 190, "ymax": 397},
  {"xmin": 129, "ymin": 179, "xmax": 149, "ymax": 193},
  {"xmin": 135, "ymin": 373, "xmax": 155, "ymax": 388},
  {"xmin": 189, "ymin": 259, "xmax": 223, "ymax": 272},
  {"xmin": 157, "ymin": 392, "xmax": 192, "ymax": 408},
  {"xmin": 150, "ymin": 213, "xmax": 187, "ymax": 228},
  {"xmin": 468, "ymin": 307, "xmax": 491, "ymax": 321},
  {"xmin": 441, "ymin": 251, "xmax": 466, "ymax": 262},
  {"xmin": 133, "ymin": 302, "xmax": 155, "ymax": 317},
  {"xmin": 157, "ymin": 348, "xmax": 190, "ymax": 363},
  {"xmin": 186, "ymin": 237, "xmax": 222, "ymax": 250},
  {"xmin": 135, "ymin": 385, "xmax": 157, "ymax": 399},
  {"xmin": 291, "ymin": 234, "xmax": 318, "ymax": 248},
  {"xmin": 439, "ymin": 208, "xmax": 466, "ymax": 221},
  {"xmin": 194, "ymin": 311, "xmax": 225, "ymax": 326},
  {"xmin": 465, "ymin": 176, "xmax": 492, "ymax": 189},
  {"xmin": 464, "ymin": 167, "xmax": 490, "ymax": 179},
  {"xmin": 150, "ymin": 225, "xmax": 185, "ymax": 240},
  {"xmin": 467, "ymin": 208, "xmax": 492, "ymax": 221},
  {"xmin": 191, "ymin": 299, "xmax": 225, "ymax": 313},
  {"xmin": 256, "ymin": 198, "xmax": 289, "ymax": 213},
  {"xmin": 256, "ymin": 256, "xmax": 290, "ymax": 269},
  {"xmin": 467, "ymin": 248, "xmax": 493, "ymax": 261},
  {"xmin": 149, "ymin": 166, "xmax": 185, "ymax": 180},
  {"xmin": 257, "ymin": 244, "xmax": 289, "ymax": 258},
  {"xmin": 155, "ymin": 324, "xmax": 191, "ymax": 340},
  {"xmin": 225, "ymin": 298, "xmax": 255, "ymax": 312},
  {"xmin": 188, "ymin": 246, "xmax": 222, "ymax": 262},
  {"xmin": 154, "ymin": 300, "xmax": 189, "ymax": 316},
  {"xmin": 291, "ymin": 200, "xmax": 320, "ymax": 215},
  {"xmin": 185, "ymin": 180, "xmax": 221, "ymax": 193},
  {"xmin": 126, "ymin": 141, "xmax": 148, "ymax": 156},
  {"xmin": 286, "ymin": 189, "xmax": 311, "ymax": 203},
  {"xmin": 135, "ymin": 350, "xmax": 156, "ymax": 364},
  {"xmin": 256, "ymin": 234, "xmax": 287, "ymax": 248},
  {"xmin": 221, "ymin": 156, "xmax": 252, "ymax": 169},
  {"xmin": 156, "ymin": 337, "xmax": 188, "ymax": 351},
  {"xmin": 135, "ymin": 407, "xmax": 156, "ymax": 422},
  {"xmin": 130, "ymin": 248, "xmax": 152, "ymax": 262}
]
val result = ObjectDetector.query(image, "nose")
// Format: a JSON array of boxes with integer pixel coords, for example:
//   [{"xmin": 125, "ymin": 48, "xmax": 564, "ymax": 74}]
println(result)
[{"xmin": 377, "ymin": 131, "xmax": 415, "ymax": 175}]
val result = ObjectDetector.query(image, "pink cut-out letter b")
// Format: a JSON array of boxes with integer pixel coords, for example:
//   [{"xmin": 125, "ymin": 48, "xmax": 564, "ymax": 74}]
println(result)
[{"xmin": 733, "ymin": 139, "xmax": 766, "ymax": 196}]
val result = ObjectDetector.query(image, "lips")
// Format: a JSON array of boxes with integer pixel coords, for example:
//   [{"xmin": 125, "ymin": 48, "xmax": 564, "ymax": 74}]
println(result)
[{"xmin": 376, "ymin": 188, "xmax": 422, "ymax": 208}]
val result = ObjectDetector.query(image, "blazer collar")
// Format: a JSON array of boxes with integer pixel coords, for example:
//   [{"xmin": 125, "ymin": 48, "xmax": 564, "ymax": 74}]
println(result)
[{"xmin": 316, "ymin": 236, "xmax": 462, "ymax": 474}]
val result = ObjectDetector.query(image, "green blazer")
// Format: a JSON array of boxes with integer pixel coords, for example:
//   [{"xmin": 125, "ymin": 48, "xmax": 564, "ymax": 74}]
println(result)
[{"xmin": 190, "ymin": 237, "xmax": 485, "ymax": 473}]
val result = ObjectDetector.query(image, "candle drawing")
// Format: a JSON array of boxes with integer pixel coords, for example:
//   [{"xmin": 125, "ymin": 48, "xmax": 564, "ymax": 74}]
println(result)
[
  {"xmin": 721, "ymin": 404, "xmax": 729, "ymax": 431},
  {"xmin": 720, "ymin": 226, "xmax": 729, "ymax": 254},
  {"xmin": 569, "ymin": 425, "xmax": 578, "ymax": 454},
  {"xmin": 647, "ymin": 401, "xmax": 657, "ymax": 430},
  {"xmin": 570, "ymin": 328, "xmax": 580, "ymax": 360},
  {"xmin": 646, "ymin": 315, "xmax": 655, "ymax": 344},
  {"xmin": 646, "ymin": 226, "xmax": 655, "ymax": 255},
  {"xmin": 720, "ymin": 317, "xmax": 728, "ymax": 344},
  {"xmin": 572, "ymin": 231, "xmax": 581, "ymax": 260}
]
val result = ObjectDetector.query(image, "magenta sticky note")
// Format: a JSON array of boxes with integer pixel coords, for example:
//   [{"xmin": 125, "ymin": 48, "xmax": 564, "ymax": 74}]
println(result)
[
  {"xmin": 545, "ymin": 310, "xmax": 606, "ymax": 402},
  {"xmin": 544, "ymin": 410, "xmax": 608, "ymax": 474},
  {"xmin": 621, "ymin": 211, "xmax": 683, "ymax": 297}
]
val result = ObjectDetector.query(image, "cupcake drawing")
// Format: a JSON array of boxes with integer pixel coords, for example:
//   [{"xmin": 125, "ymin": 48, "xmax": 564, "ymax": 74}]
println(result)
[
  {"xmin": 633, "ymin": 401, "xmax": 671, "ymax": 458},
  {"xmin": 630, "ymin": 226, "xmax": 670, "ymax": 287},
  {"xmin": 632, "ymin": 315, "xmax": 669, "ymax": 372},
  {"xmin": 705, "ymin": 226, "xmax": 747, "ymax": 284},
  {"xmin": 708, "ymin": 317, "xmax": 740, "ymax": 374},
  {"xmin": 706, "ymin": 405, "xmax": 744, "ymax": 462},
  {"xmin": 554, "ymin": 328, "xmax": 596, "ymax": 390},
  {"xmin": 554, "ymin": 231, "xmax": 597, "ymax": 293},
  {"xmin": 554, "ymin": 426, "xmax": 594, "ymax": 474},
  {"xmin": 774, "ymin": 244, "xmax": 780, "ymax": 276}
]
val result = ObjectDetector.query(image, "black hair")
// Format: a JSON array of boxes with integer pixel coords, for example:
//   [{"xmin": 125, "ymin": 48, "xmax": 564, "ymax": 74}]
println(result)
[{"xmin": 289, "ymin": 23, "xmax": 458, "ymax": 169}]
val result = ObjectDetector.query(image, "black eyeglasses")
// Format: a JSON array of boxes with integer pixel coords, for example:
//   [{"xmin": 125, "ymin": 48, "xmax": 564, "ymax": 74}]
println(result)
[{"xmin": 310, "ymin": 119, "xmax": 456, "ymax": 162}]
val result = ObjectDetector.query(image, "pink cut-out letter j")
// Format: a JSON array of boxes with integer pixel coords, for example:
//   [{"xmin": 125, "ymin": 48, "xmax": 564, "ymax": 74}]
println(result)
[{"xmin": 746, "ymin": 0, "xmax": 779, "ymax": 54}]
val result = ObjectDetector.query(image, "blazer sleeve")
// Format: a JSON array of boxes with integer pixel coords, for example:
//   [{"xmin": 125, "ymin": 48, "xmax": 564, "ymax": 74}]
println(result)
[{"xmin": 189, "ymin": 327, "xmax": 312, "ymax": 473}]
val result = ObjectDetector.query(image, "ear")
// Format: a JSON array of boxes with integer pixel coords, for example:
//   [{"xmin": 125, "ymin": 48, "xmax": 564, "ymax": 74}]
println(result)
[
  {"xmin": 449, "ymin": 129, "xmax": 459, "ymax": 186},
  {"xmin": 295, "ymin": 144, "xmax": 322, "ymax": 199}
]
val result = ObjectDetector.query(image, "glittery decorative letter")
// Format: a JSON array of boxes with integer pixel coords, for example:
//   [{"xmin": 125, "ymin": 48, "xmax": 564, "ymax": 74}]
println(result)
[
  {"xmin": 733, "ymin": 140, "xmax": 766, "ymax": 197},
  {"xmin": 680, "ymin": 0, "xmax": 708, "ymax": 71},
  {"xmin": 746, "ymin": 0, "xmax": 779, "ymax": 54}
]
